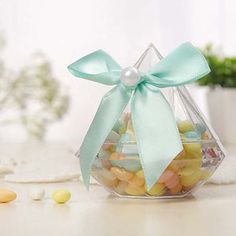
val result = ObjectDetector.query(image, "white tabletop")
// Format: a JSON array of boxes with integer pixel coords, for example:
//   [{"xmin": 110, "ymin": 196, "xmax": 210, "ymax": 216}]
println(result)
[{"xmin": 0, "ymin": 181, "xmax": 235, "ymax": 236}]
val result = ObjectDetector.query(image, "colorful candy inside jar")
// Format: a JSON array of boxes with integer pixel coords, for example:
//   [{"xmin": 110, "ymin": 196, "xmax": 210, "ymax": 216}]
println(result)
[{"xmin": 91, "ymin": 112, "xmax": 224, "ymax": 198}]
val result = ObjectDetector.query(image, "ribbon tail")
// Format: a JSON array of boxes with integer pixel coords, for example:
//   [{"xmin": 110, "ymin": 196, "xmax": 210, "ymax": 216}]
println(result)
[
  {"xmin": 79, "ymin": 84, "xmax": 131, "ymax": 189},
  {"xmin": 132, "ymin": 84, "xmax": 183, "ymax": 190}
]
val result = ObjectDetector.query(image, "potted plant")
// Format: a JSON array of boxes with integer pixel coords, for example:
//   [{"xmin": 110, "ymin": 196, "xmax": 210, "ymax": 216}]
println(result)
[{"xmin": 198, "ymin": 44, "xmax": 236, "ymax": 145}]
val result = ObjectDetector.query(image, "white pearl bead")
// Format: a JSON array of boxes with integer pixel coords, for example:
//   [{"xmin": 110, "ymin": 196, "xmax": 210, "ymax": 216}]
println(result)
[
  {"xmin": 120, "ymin": 67, "xmax": 141, "ymax": 87},
  {"xmin": 30, "ymin": 188, "xmax": 45, "ymax": 201}
]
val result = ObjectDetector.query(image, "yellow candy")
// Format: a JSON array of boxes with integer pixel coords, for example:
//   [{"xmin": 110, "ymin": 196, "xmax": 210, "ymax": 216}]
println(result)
[
  {"xmin": 183, "ymin": 143, "xmax": 202, "ymax": 157},
  {"xmin": 168, "ymin": 160, "xmax": 186, "ymax": 172},
  {"xmin": 125, "ymin": 184, "xmax": 145, "ymax": 196},
  {"xmin": 177, "ymin": 120, "xmax": 194, "ymax": 133},
  {"xmin": 52, "ymin": 189, "xmax": 71, "ymax": 204},
  {"xmin": 179, "ymin": 168, "xmax": 202, "ymax": 187},
  {"xmin": 129, "ymin": 174, "xmax": 145, "ymax": 187},
  {"xmin": 184, "ymin": 158, "xmax": 202, "ymax": 169},
  {"xmin": 146, "ymin": 183, "xmax": 165, "ymax": 196},
  {"xmin": 0, "ymin": 188, "xmax": 17, "ymax": 203},
  {"xmin": 110, "ymin": 167, "xmax": 134, "ymax": 181}
]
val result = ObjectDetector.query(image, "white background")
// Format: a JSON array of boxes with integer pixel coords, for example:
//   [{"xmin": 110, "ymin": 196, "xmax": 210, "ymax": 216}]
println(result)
[{"xmin": 0, "ymin": 0, "xmax": 236, "ymax": 146}]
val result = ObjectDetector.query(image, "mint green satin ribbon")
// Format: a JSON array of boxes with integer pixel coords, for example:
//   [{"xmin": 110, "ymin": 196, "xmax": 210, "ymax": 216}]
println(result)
[{"xmin": 68, "ymin": 42, "xmax": 210, "ymax": 190}]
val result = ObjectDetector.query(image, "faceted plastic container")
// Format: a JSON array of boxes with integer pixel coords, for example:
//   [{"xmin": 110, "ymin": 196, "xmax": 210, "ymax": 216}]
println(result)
[{"xmin": 88, "ymin": 44, "xmax": 226, "ymax": 198}]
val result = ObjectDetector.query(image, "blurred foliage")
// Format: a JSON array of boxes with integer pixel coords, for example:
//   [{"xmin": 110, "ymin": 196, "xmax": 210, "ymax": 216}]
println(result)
[
  {"xmin": 0, "ymin": 35, "xmax": 69, "ymax": 139},
  {"xmin": 198, "ymin": 44, "xmax": 236, "ymax": 88}
]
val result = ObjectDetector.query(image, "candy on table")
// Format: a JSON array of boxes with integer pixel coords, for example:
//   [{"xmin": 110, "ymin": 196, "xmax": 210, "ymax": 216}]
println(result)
[
  {"xmin": 0, "ymin": 188, "xmax": 17, "ymax": 203},
  {"xmin": 52, "ymin": 189, "xmax": 71, "ymax": 204},
  {"xmin": 110, "ymin": 167, "xmax": 134, "ymax": 182},
  {"xmin": 30, "ymin": 188, "xmax": 45, "ymax": 201},
  {"xmin": 125, "ymin": 184, "xmax": 146, "ymax": 196},
  {"xmin": 146, "ymin": 183, "xmax": 166, "ymax": 196},
  {"xmin": 177, "ymin": 120, "xmax": 194, "ymax": 133}
]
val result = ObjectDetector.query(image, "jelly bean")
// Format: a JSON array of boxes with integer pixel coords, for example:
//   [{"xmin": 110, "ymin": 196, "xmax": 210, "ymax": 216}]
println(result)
[
  {"xmin": 170, "ymin": 183, "xmax": 182, "ymax": 195},
  {"xmin": 146, "ymin": 183, "xmax": 165, "ymax": 196},
  {"xmin": 168, "ymin": 160, "xmax": 186, "ymax": 172},
  {"xmin": 183, "ymin": 143, "xmax": 202, "ymax": 159},
  {"xmin": 184, "ymin": 158, "xmax": 202, "ymax": 169},
  {"xmin": 52, "ymin": 189, "xmax": 71, "ymax": 204},
  {"xmin": 177, "ymin": 120, "xmax": 194, "ymax": 133},
  {"xmin": 158, "ymin": 170, "xmax": 175, "ymax": 184},
  {"xmin": 125, "ymin": 184, "xmax": 145, "ymax": 196},
  {"xmin": 30, "ymin": 188, "xmax": 45, "ymax": 201},
  {"xmin": 165, "ymin": 174, "xmax": 179, "ymax": 189},
  {"xmin": 129, "ymin": 174, "xmax": 145, "ymax": 187},
  {"xmin": 184, "ymin": 131, "xmax": 200, "ymax": 140},
  {"xmin": 179, "ymin": 168, "xmax": 202, "ymax": 187},
  {"xmin": 110, "ymin": 167, "xmax": 134, "ymax": 181},
  {"xmin": 0, "ymin": 188, "xmax": 16, "ymax": 203},
  {"xmin": 115, "ymin": 181, "xmax": 128, "ymax": 194}
]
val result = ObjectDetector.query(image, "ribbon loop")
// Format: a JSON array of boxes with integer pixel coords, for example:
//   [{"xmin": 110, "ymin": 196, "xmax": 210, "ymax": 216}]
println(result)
[
  {"xmin": 146, "ymin": 42, "xmax": 210, "ymax": 87},
  {"xmin": 68, "ymin": 50, "xmax": 122, "ymax": 85}
]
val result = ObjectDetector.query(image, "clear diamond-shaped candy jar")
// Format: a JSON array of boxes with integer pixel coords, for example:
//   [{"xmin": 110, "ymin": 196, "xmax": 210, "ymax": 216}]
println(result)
[{"xmin": 88, "ymin": 44, "xmax": 226, "ymax": 198}]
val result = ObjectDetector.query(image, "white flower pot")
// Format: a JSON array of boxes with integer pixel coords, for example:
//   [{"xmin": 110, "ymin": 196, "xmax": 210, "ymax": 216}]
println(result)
[{"xmin": 207, "ymin": 88, "xmax": 236, "ymax": 145}]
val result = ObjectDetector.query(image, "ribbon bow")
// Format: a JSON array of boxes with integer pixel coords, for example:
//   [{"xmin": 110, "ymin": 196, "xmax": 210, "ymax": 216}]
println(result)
[{"xmin": 68, "ymin": 42, "xmax": 210, "ymax": 190}]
